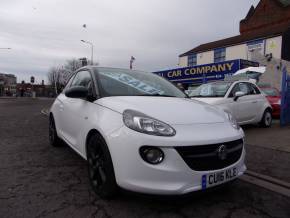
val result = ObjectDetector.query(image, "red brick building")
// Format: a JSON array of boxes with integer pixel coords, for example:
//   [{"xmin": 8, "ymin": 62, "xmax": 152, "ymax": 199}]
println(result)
[
  {"xmin": 240, "ymin": 0, "xmax": 290, "ymax": 34},
  {"xmin": 17, "ymin": 83, "xmax": 55, "ymax": 97},
  {"xmin": 179, "ymin": 0, "xmax": 290, "ymax": 67}
]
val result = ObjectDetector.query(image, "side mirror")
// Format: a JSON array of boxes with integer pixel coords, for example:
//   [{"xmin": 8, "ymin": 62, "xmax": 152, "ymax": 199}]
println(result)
[
  {"xmin": 65, "ymin": 86, "xmax": 88, "ymax": 99},
  {"xmin": 234, "ymin": 91, "xmax": 245, "ymax": 101}
]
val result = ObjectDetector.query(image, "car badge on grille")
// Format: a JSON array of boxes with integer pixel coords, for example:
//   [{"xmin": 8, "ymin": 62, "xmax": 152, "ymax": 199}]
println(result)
[{"xmin": 217, "ymin": 145, "xmax": 227, "ymax": 160}]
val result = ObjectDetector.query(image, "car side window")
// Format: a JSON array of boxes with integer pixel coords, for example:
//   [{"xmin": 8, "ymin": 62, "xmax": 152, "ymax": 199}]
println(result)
[
  {"xmin": 63, "ymin": 74, "xmax": 75, "ymax": 92},
  {"xmin": 229, "ymin": 84, "xmax": 241, "ymax": 98},
  {"xmin": 71, "ymin": 70, "xmax": 92, "ymax": 89},
  {"xmin": 248, "ymin": 83, "xmax": 261, "ymax": 95},
  {"xmin": 238, "ymin": 83, "xmax": 249, "ymax": 95}
]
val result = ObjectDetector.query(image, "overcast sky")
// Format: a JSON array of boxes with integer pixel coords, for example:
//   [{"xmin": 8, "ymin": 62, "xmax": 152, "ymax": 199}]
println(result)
[{"xmin": 0, "ymin": 0, "xmax": 259, "ymax": 84}]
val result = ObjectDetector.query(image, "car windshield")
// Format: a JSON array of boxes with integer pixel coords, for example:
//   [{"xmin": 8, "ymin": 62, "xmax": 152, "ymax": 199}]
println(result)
[
  {"xmin": 95, "ymin": 68, "xmax": 186, "ymax": 98},
  {"xmin": 189, "ymin": 82, "xmax": 232, "ymax": 97},
  {"xmin": 262, "ymin": 88, "xmax": 279, "ymax": 97}
]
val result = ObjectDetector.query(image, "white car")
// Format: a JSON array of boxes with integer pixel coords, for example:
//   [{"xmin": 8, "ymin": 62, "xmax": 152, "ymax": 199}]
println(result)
[
  {"xmin": 190, "ymin": 80, "xmax": 272, "ymax": 127},
  {"xmin": 49, "ymin": 67, "xmax": 246, "ymax": 198}
]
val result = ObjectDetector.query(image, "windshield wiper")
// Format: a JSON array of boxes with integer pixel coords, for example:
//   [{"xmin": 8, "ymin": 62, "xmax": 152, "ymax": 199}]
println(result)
[
  {"xmin": 137, "ymin": 93, "xmax": 177, "ymax": 97},
  {"xmin": 191, "ymin": 95, "xmax": 223, "ymax": 98}
]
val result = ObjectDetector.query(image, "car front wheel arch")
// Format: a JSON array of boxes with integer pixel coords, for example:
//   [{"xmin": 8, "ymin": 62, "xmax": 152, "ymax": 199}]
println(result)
[
  {"xmin": 259, "ymin": 108, "xmax": 273, "ymax": 128},
  {"xmin": 48, "ymin": 113, "xmax": 62, "ymax": 147},
  {"xmin": 85, "ymin": 129, "xmax": 118, "ymax": 198},
  {"xmin": 85, "ymin": 129, "xmax": 103, "ymax": 157}
]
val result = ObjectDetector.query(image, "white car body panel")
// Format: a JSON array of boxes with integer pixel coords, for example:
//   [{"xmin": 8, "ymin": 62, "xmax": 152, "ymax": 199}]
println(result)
[
  {"xmin": 107, "ymin": 124, "xmax": 245, "ymax": 194},
  {"xmin": 97, "ymin": 96, "xmax": 227, "ymax": 125},
  {"xmin": 193, "ymin": 81, "xmax": 271, "ymax": 125},
  {"xmin": 50, "ymin": 67, "xmax": 246, "ymax": 195}
]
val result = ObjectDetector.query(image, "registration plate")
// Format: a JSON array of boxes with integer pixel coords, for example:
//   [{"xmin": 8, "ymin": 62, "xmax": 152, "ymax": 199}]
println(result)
[{"xmin": 201, "ymin": 167, "xmax": 237, "ymax": 189}]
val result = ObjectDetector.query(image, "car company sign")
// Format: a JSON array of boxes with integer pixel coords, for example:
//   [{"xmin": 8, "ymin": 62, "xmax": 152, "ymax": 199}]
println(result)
[{"xmin": 153, "ymin": 59, "xmax": 258, "ymax": 84}]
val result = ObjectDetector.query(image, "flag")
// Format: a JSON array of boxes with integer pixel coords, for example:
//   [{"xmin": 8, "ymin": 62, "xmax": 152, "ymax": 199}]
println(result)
[{"xmin": 130, "ymin": 56, "xmax": 135, "ymax": 69}]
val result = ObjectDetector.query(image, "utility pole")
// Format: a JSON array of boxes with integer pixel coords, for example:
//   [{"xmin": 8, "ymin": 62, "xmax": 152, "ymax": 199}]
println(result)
[
  {"xmin": 81, "ymin": 40, "xmax": 94, "ymax": 64},
  {"xmin": 130, "ymin": 56, "xmax": 135, "ymax": 69}
]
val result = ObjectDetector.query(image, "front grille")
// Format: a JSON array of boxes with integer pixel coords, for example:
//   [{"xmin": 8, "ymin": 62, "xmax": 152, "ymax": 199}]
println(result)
[{"xmin": 175, "ymin": 139, "xmax": 243, "ymax": 171}]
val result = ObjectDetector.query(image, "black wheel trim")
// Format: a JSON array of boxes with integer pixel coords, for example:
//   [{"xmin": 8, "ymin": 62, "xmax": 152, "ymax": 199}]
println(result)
[
  {"xmin": 49, "ymin": 118, "xmax": 55, "ymax": 143},
  {"xmin": 88, "ymin": 143, "xmax": 107, "ymax": 189}
]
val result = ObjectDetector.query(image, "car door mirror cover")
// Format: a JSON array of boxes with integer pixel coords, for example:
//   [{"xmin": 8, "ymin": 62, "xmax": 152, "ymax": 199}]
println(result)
[
  {"xmin": 65, "ymin": 86, "xmax": 89, "ymax": 99},
  {"xmin": 234, "ymin": 91, "xmax": 245, "ymax": 101}
]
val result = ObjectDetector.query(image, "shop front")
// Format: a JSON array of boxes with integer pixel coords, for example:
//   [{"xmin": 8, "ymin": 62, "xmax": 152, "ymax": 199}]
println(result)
[{"xmin": 153, "ymin": 59, "xmax": 258, "ymax": 88}]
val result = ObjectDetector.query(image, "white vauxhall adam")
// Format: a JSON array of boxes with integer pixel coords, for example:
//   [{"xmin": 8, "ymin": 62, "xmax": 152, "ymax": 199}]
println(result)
[
  {"xmin": 190, "ymin": 81, "xmax": 272, "ymax": 127},
  {"xmin": 49, "ymin": 67, "xmax": 246, "ymax": 198}
]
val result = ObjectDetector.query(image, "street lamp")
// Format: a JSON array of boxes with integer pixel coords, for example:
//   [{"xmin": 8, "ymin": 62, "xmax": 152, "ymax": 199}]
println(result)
[{"xmin": 80, "ymin": 40, "xmax": 93, "ymax": 65}]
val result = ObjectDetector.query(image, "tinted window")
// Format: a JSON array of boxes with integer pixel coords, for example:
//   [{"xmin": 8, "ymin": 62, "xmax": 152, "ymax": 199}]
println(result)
[
  {"xmin": 229, "ymin": 82, "xmax": 252, "ymax": 97},
  {"xmin": 238, "ymin": 83, "xmax": 249, "ymax": 94},
  {"xmin": 95, "ymin": 68, "xmax": 186, "ymax": 98},
  {"xmin": 229, "ymin": 84, "xmax": 240, "ymax": 97},
  {"xmin": 248, "ymin": 83, "xmax": 261, "ymax": 95},
  {"xmin": 189, "ymin": 82, "xmax": 232, "ymax": 97},
  {"xmin": 71, "ymin": 70, "xmax": 92, "ymax": 88},
  {"xmin": 63, "ymin": 74, "xmax": 75, "ymax": 91}
]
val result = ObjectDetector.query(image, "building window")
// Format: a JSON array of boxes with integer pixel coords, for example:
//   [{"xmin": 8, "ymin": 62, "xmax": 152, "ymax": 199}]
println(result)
[
  {"xmin": 188, "ymin": 54, "xmax": 197, "ymax": 66},
  {"xmin": 214, "ymin": 48, "xmax": 226, "ymax": 63}
]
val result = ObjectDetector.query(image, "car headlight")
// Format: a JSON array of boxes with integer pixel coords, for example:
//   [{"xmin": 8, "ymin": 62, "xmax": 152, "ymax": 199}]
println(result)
[
  {"xmin": 123, "ymin": 109, "xmax": 176, "ymax": 136},
  {"xmin": 225, "ymin": 112, "xmax": 240, "ymax": 130}
]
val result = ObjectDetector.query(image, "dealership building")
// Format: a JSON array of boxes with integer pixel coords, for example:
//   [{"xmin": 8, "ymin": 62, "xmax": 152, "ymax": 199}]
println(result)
[{"xmin": 154, "ymin": 0, "xmax": 290, "ymax": 87}]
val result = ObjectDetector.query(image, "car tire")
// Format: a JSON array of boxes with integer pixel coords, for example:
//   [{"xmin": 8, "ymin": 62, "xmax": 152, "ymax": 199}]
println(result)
[
  {"xmin": 49, "ymin": 115, "xmax": 62, "ymax": 147},
  {"xmin": 259, "ymin": 109, "xmax": 272, "ymax": 128},
  {"xmin": 87, "ymin": 133, "xmax": 118, "ymax": 199}
]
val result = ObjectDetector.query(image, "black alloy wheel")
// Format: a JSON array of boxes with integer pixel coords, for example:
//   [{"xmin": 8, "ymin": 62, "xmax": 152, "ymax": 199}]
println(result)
[
  {"xmin": 260, "ymin": 109, "xmax": 272, "ymax": 128},
  {"xmin": 87, "ymin": 134, "xmax": 118, "ymax": 199}
]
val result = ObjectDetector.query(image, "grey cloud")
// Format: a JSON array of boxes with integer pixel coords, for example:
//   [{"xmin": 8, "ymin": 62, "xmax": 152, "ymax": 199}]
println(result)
[{"xmin": 0, "ymin": 0, "xmax": 259, "ymax": 83}]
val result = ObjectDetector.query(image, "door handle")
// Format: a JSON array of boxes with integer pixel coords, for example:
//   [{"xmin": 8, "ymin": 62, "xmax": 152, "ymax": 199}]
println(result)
[{"xmin": 252, "ymin": 101, "xmax": 258, "ymax": 103}]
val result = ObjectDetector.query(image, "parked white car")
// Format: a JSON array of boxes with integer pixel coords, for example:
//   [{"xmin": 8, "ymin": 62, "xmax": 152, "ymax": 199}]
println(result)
[
  {"xmin": 49, "ymin": 67, "xmax": 246, "ymax": 198},
  {"xmin": 190, "ymin": 80, "xmax": 272, "ymax": 127}
]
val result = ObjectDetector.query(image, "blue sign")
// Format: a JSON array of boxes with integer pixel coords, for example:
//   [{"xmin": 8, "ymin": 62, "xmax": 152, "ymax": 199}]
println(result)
[{"xmin": 153, "ymin": 59, "xmax": 258, "ymax": 84}]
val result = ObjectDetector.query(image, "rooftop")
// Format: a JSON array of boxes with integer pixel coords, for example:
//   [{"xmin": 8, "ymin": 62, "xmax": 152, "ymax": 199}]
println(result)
[
  {"xmin": 180, "ymin": 0, "xmax": 290, "ymax": 57},
  {"xmin": 179, "ymin": 23, "xmax": 288, "ymax": 57}
]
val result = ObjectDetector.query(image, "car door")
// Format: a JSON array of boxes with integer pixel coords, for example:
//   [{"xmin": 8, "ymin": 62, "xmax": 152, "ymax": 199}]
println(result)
[
  {"xmin": 54, "ymin": 74, "xmax": 75, "ymax": 139},
  {"xmin": 227, "ymin": 82, "xmax": 256, "ymax": 123},
  {"xmin": 247, "ymin": 82, "xmax": 265, "ymax": 122},
  {"xmin": 61, "ymin": 69, "xmax": 97, "ymax": 151}
]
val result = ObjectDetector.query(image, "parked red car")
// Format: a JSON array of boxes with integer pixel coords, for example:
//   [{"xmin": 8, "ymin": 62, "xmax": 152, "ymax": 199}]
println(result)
[{"xmin": 260, "ymin": 87, "xmax": 281, "ymax": 118}]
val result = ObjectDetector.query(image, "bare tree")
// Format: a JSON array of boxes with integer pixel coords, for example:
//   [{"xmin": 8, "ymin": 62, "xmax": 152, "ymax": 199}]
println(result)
[
  {"xmin": 47, "ymin": 58, "xmax": 99, "ymax": 95},
  {"xmin": 47, "ymin": 66, "xmax": 67, "ymax": 94},
  {"xmin": 64, "ymin": 58, "xmax": 83, "ymax": 74}
]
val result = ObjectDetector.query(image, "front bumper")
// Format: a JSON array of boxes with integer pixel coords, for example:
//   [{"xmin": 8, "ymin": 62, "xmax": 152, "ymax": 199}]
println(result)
[{"xmin": 106, "ymin": 122, "xmax": 246, "ymax": 195}]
